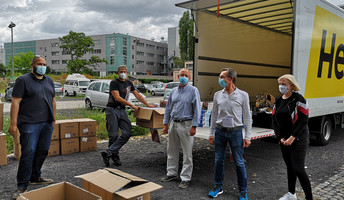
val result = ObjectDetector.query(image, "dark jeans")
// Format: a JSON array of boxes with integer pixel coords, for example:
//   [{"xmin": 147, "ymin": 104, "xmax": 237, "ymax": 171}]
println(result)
[
  {"xmin": 17, "ymin": 122, "xmax": 53, "ymax": 189},
  {"xmin": 105, "ymin": 107, "xmax": 132, "ymax": 156},
  {"xmin": 214, "ymin": 128, "xmax": 247, "ymax": 193},
  {"xmin": 281, "ymin": 144, "xmax": 313, "ymax": 200}
]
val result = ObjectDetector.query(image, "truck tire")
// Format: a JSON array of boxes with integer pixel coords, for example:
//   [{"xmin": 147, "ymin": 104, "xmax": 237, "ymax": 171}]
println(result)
[
  {"xmin": 65, "ymin": 90, "xmax": 69, "ymax": 96},
  {"xmin": 318, "ymin": 116, "xmax": 332, "ymax": 146},
  {"xmin": 73, "ymin": 91, "xmax": 77, "ymax": 96}
]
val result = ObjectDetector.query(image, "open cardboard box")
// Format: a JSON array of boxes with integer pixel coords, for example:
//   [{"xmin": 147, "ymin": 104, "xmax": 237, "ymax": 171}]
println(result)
[
  {"xmin": 134, "ymin": 108, "xmax": 165, "ymax": 129},
  {"xmin": 17, "ymin": 182, "xmax": 101, "ymax": 200},
  {"xmin": 76, "ymin": 168, "xmax": 162, "ymax": 200}
]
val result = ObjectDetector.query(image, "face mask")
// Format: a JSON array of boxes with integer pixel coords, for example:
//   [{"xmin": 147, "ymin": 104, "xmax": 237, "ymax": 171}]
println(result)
[
  {"xmin": 179, "ymin": 76, "xmax": 189, "ymax": 85},
  {"xmin": 119, "ymin": 73, "xmax": 127, "ymax": 80},
  {"xmin": 34, "ymin": 65, "xmax": 46, "ymax": 75},
  {"xmin": 279, "ymin": 85, "xmax": 289, "ymax": 94},
  {"xmin": 218, "ymin": 78, "xmax": 227, "ymax": 88}
]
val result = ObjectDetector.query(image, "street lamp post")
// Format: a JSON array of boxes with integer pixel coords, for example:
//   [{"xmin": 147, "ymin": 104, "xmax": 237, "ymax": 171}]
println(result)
[{"xmin": 8, "ymin": 22, "xmax": 16, "ymax": 81}]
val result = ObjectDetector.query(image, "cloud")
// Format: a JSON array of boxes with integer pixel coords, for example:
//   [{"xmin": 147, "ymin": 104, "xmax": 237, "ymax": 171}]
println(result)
[{"xmin": 0, "ymin": 0, "xmax": 33, "ymax": 11}]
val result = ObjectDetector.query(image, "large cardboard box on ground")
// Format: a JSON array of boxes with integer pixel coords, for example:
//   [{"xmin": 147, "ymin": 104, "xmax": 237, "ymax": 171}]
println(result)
[
  {"xmin": 79, "ymin": 136, "xmax": 97, "ymax": 152},
  {"xmin": 48, "ymin": 139, "xmax": 60, "ymax": 156},
  {"xmin": 0, "ymin": 133, "xmax": 7, "ymax": 166},
  {"xmin": 76, "ymin": 168, "xmax": 162, "ymax": 200},
  {"xmin": 73, "ymin": 118, "xmax": 97, "ymax": 137},
  {"xmin": 51, "ymin": 121, "xmax": 60, "ymax": 140},
  {"xmin": 17, "ymin": 182, "xmax": 102, "ymax": 200},
  {"xmin": 58, "ymin": 119, "xmax": 79, "ymax": 139},
  {"xmin": 60, "ymin": 138, "xmax": 79, "ymax": 155},
  {"xmin": 134, "ymin": 108, "xmax": 165, "ymax": 129},
  {"xmin": 0, "ymin": 102, "xmax": 3, "ymax": 131}
]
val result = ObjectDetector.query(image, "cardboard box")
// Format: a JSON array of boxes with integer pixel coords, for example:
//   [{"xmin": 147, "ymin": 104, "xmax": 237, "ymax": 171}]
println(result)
[
  {"xmin": 134, "ymin": 108, "xmax": 165, "ymax": 129},
  {"xmin": 80, "ymin": 136, "xmax": 97, "ymax": 152},
  {"xmin": 17, "ymin": 181, "xmax": 101, "ymax": 200},
  {"xmin": 51, "ymin": 122, "xmax": 60, "ymax": 140},
  {"xmin": 0, "ymin": 102, "xmax": 3, "ymax": 131},
  {"xmin": 74, "ymin": 118, "xmax": 97, "ymax": 137},
  {"xmin": 0, "ymin": 133, "xmax": 7, "ymax": 166},
  {"xmin": 58, "ymin": 120, "xmax": 79, "ymax": 139},
  {"xmin": 76, "ymin": 168, "xmax": 162, "ymax": 200},
  {"xmin": 48, "ymin": 140, "xmax": 60, "ymax": 156},
  {"xmin": 60, "ymin": 138, "xmax": 79, "ymax": 155}
]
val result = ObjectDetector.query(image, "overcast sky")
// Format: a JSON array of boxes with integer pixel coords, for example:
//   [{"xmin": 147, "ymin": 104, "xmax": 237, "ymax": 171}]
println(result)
[{"xmin": 1, "ymin": 0, "xmax": 344, "ymax": 47}]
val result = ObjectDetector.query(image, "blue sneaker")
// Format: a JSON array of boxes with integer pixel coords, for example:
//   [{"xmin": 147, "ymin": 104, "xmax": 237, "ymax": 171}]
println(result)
[
  {"xmin": 239, "ymin": 192, "xmax": 248, "ymax": 200},
  {"xmin": 208, "ymin": 185, "xmax": 223, "ymax": 198}
]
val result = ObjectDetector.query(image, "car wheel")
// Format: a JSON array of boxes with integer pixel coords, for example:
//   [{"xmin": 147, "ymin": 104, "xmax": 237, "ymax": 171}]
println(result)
[
  {"xmin": 85, "ymin": 99, "xmax": 92, "ymax": 110},
  {"xmin": 65, "ymin": 90, "xmax": 69, "ymax": 96},
  {"xmin": 151, "ymin": 91, "xmax": 155, "ymax": 96},
  {"xmin": 317, "ymin": 116, "xmax": 332, "ymax": 146},
  {"xmin": 73, "ymin": 91, "xmax": 77, "ymax": 96}
]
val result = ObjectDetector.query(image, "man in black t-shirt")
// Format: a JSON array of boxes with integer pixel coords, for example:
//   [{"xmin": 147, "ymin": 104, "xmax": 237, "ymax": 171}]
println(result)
[
  {"xmin": 8, "ymin": 55, "xmax": 56, "ymax": 199},
  {"xmin": 101, "ymin": 65, "xmax": 155, "ymax": 167}
]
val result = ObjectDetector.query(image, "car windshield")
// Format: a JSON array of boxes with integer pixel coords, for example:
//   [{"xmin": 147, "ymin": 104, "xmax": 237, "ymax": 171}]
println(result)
[
  {"xmin": 79, "ymin": 81, "xmax": 90, "ymax": 86},
  {"xmin": 54, "ymin": 83, "xmax": 62, "ymax": 88}
]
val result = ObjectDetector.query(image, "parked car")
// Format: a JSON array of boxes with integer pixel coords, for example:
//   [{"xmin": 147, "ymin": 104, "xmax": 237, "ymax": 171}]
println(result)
[
  {"xmin": 163, "ymin": 82, "xmax": 192, "ymax": 100},
  {"xmin": 54, "ymin": 82, "xmax": 64, "ymax": 96},
  {"xmin": 64, "ymin": 73, "xmax": 90, "ymax": 96},
  {"xmin": 136, "ymin": 84, "xmax": 152, "ymax": 94},
  {"xmin": 84, "ymin": 79, "xmax": 147, "ymax": 109},
  {"xmin": 150, "ymin": 83, "xmax": 165, "ymax": 96},
  {"xmin": 5, "ymin": 82, "xmax": 15, "ymax": 93},
  {"xmin": 5, "ymin": 87, "xmax": 13, "ymax": 101}
]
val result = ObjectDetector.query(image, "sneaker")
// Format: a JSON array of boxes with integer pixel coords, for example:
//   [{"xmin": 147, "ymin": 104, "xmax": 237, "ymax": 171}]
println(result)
[
  {"xmin": 12, "ymin": 188, "xmax": 27, "ymax": 199},
  {"xmin": 209, "ymin": 185, "xmax": 223, "ymax": 198},
  {"xmin": 161, "ymin": 175, "xmax": 178, "ymax": 182},
  {"xmin": 101, "ymin": 151, "xmax": 110, "ymax": 167},
  {"xmin": 178, "ymin": 181, "xmax": 190, "ymax": 189},
  {"xmin": 279, "ymin": 192, "xmax": 297, "ymax": 200},
  {"xmin": 30, "ymin": 177, "xmax": 54, "ymax": 185},
  {"xmin": 111, "ymin": 154, "xmax": 122, "ymax": 166},
  {"xmin": 240, "ymin": 192, "xmax": 248, "ymax": 200}
]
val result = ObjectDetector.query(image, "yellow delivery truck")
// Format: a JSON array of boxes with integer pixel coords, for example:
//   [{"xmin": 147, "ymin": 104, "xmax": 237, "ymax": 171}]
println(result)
[{"xmin": 176, "ymin": 0, "xmax": 344, "ymax": 145}]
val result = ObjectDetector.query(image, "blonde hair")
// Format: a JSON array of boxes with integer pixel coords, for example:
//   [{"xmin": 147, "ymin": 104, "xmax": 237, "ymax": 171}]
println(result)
[{"xmin": 278, "ymin": 74, "xmax": 300, "ymax": 91}]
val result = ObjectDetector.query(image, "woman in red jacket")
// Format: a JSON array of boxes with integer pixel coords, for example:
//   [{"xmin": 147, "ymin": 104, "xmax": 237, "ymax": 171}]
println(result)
[{"xmin": 272, "ymin": 74, "xmax": 313, "ymax": 200}]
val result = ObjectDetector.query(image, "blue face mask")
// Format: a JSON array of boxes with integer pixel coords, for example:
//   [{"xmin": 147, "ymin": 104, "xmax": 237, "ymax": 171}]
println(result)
[
  {"xmin": 179, "ymin": 76, "xmax": 189, "ymax": 85},
  {"xmin": 35, "ymin": 65, "xmax": 46, "ymax": 75},
  {"xmin": 218, "ymin": 78, "xmax": 227, "ymax": 88}
]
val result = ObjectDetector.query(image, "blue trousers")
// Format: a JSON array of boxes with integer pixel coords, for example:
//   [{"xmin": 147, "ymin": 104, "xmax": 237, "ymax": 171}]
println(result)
[
  {"xmin": 17, "ymin": 122, "xmax": 53, "ymax": 189},
  {"xmin": 214, "ymin": 128, "xmax": 247, "ymax": 193}
]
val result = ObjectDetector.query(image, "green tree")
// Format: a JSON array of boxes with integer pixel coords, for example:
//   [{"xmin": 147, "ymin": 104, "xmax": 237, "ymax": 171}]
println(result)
[
  {"xmin": 0, "ymin": 63, "xmax": 6, "ymax": 77},
  {"xmin": 59, "ymin": 31, "xmax": 107, "ymax": 74},
  {"xmin": 7, "ymin": 51, "xmax": 34, "ymax": 75},
  {"xmin": 173, "ymin": 57, "xmax": 184, "ymax": 69},
  {"xmin": 179, "ymin": 10, "xmax": 194, "ymax": 61}
]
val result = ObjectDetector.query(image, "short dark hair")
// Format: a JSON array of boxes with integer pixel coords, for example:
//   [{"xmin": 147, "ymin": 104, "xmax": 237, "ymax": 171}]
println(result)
[
  {"xmin": 221, "ymin": 68, "xmax": 237, "ymax": 84},
  {"xmin": 117, "ymin": 65, "xmax": 127, "ymax": 73},
  {"xmin": 31, "ymin": 55, "xmax": 45, "ymax": 65}
]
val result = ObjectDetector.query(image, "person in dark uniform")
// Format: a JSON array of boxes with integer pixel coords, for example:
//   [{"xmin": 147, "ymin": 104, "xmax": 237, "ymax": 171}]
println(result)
[{"xmin": 101, "ymin": 65, "xmax": 155, "ymax": 166}]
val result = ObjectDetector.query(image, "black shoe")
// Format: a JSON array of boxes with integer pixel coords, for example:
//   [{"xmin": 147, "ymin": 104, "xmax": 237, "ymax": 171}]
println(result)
[
  {"xmin": 12, "ymin": 188, "xmax": 27, "ymax": 199},
  {"xmin": 178, "ymin": 181, "xmax": 190, "ymax": 189},
  {"xmin": 30, "ymin": 177, "xmax": 54, "ymax": 185},
  {"xmin": 111, "ymin": 154, "xmax": 122, "ymax": 166},
  {"xmin": 101, "ymin": 151, "xmax": 110, "ymax": 167},
  {"xmin": 161, "ymin": 175, "xmax": 179, "ymax": 182}
]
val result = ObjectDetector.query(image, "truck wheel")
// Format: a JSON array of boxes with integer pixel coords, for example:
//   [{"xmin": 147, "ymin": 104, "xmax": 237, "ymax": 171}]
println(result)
[
  {"xmin": 85, "ymin": 99, "xmax": 92, "ymax": 110},
  {"xmin": 318, "ymin": 116, "xmax": 332, "ymax": 146},
  {"xmin": 151, "ymin": 91, "xmax": 155, "ymax": 96},
  {"xmin": 73, "ymin": 91, "xmax": 77, "ymax": 96},
  {"xmin": 65, "ymin": 90, "xmax": 69, "ymax": 96}
]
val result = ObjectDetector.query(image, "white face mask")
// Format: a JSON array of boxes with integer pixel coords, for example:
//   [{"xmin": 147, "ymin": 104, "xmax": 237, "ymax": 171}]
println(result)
[
  {"xmin": 119, "ymin": 73, "xmax": 127, "ymax": 80},
  {"xmin": 279, "ymin": 85, "xmax": 289, "ymax": 94}
]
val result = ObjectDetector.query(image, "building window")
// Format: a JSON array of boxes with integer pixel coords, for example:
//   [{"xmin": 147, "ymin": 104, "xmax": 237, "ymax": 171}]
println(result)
[
  {"xmin": 124, "ymin": 56, "xmax": 127, "ymax": 65},
  {"xmin": 157, "ymin": 46, "xmax": 164, "ymax": 51},
  {"xmin": 137, "ymin": 60, "xmax": 144, "ymax": 65},
  {"xmin": 51, "ymin": 51, "xmax": 59, "ymax": 56},
  {"xmin": 123, "ymin": 47, "xmax": 127, "ymax": 56},
  {"xmin": 158, "ymin": 55, "xmax": 164, "ymax": 59},
  {"xmin": 146, "ymin": 44, "xmax": 155, "ymax": 49},
  {"xmin": 62, "ymin": 49, "xmax": 70, "ymax": 55},
  {"xmin": 147, "ymin": 53, "xmax": 155, "ymax": 58},
  {"xmin": 110, "ymin": 56, "xmax": 115, "ymax": 65},
  {"xmin": 132, "ymin": 55, "xmax": 134, "ymax": 59},
  {"xmin": 93, "ymin": 39, "xmax": 101, "ymax": 45},
  {"xmin": 52, "ymin": 60, "xmax": 60, "ymax": 64},
  {"xmin": 123, "ymin": 37, "xmax": 127, "ymax": 46},
  {"xmin": 132, "ymin": 45, "xmax": 134, "ymax": 50},
  {"xmin": 132, "ymin": 64, "xmax": 134, "ymax": 69},
  {"xmin": 136, "ymin": 51, "xmax": 144, "ymax": 56},
  {"xmin": 137, "ymin": 42, "xmax": 144, "ymax": 47},
  {"xmin": 51, "ymin": 43, "xmax": 59, "ymax": 47},
  {"xmin": 110, "ymin": 47, "xmax": 115, "ymax": 55},
  {"xmin": 92, "ymin": 49, "xmax": 101, "ymax": 54},
  {"xmin": 62, "ymin": 60, "xmax": 68, "ymax": 64},
  {"xmin": 110, "ymin": 37, "xmax": 115, "ymax": 46},
  {"xmin": 147, "ymin": 61, "xmax": 155, "ymax": 66}
]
